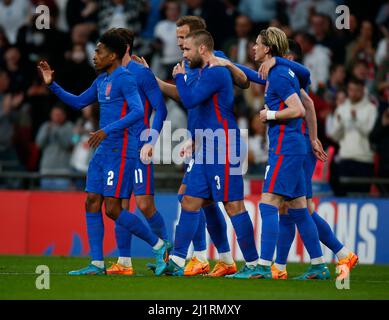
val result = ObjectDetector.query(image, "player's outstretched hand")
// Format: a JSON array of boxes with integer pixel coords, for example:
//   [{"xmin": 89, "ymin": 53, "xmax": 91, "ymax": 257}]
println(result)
[
  {"xmin": 88, "ymin": 129, "xmax": 107, "ymax": 148},
  {"xmin": 132, "ymin": 55, "xmax": 149, "ymax": 68},
  {"xmin": 140, "ymin": 143, "xmax": 153, "ymax": 164},
  {"xmin": 179, "ymin": 139, "xmax": 193, "ymax": 158},
  {"xmin": 258, "ymin": 57, "xmax": 276, "ymax": 80},
  {"xmin": 37, "ymin": 60, "xmax": 55, "ymax": 85},
  {"xmin": 208, "ymin": 56, "xmax": 230, "ymax": 68},
  {"xmin": 173, "ymin": 61, "xmax": 186, "ymax": 78},
  {"xmin": 311, "ymin": 139, "xmax": 328, "ymax": 162}
]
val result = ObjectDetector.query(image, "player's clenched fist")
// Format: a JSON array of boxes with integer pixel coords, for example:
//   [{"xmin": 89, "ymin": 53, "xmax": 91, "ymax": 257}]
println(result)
[
  {"xmin": 173, "ymin": 61, "xmax": 186, "ymax": 78},
  {"xmin": 37, "ymin": 61, "xmax": 55, "ymax": 85}
]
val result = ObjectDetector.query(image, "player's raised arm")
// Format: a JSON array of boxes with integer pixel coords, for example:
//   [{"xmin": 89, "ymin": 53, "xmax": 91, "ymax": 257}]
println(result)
[
  {"xmin": 208, "ymin": 56, "xmax": 249, "ymax": 89},
  {"xmin": 258, "ymin": 57, "xmax": 311, "ymax": 87},
  {"xmin": 132, "ymin": 54, "xmax": 181, "ymax": 102},
  {"xmin": 38, "ymin": 60, "xmax": 98, "ymax": 110},
  {"xmin": 235, "ymin": 62, "xmax": 266, "ymax": 85}
]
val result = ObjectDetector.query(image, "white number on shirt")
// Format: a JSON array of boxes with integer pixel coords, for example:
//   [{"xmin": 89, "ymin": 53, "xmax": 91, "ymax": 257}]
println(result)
[
  {"xmin": 187, "ymin": 159, "xmax": 194, "ymax": 173},
  {"xmin": 134, "ymin": 169, "xmax": 143, "ymax": 184},
  {"xmin": 264, "ymin": 165, "xmax": 270, "ymax": 180},
  {"xmin": 107, "ymin": 171, "xmax": 114, "ymax": 186},
  {"xmin": 215, "ymin": 175, "xmax": 221, "ymax": 190}
]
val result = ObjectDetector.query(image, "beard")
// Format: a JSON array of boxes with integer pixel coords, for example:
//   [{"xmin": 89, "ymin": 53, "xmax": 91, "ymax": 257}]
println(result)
[{"xmin": 188, "ymin": 55, "xmax": 203, "ymax": 68}]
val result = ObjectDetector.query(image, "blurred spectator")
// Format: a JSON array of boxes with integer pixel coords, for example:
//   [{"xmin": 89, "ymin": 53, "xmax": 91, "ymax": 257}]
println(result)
[
  {"xmin": 0, "ymin": 69, "xmax": 22, "ymax": 170},
  {"xmin": 0, "ymin": 27, "xmax": 10, "ymax": 67},
  {"xmin": 182, "ymin": 0, "xmax": 235, "ymax": 49},
  {"xmin": 289, "ymin": 0, "xmax": 337, "ymax": 32},
  {"xmin": 310, "ymin": 13, "xmax": 345, "ymax": 63},
  {"xmin": 66, "ymin": 0, "xmax": 98, "ymax": 29},
  {"xmin": 345, "ymin": 20, "xmax": 376, "ymax": 79},
  {"xmin": 16, "ymin": 10, "xmax": 71, "ymax": 67},
  {"xmin": 295, "ymin": 32, "xmax": 331, "ymax": 93},
  {"xmin": 3, "ymin": 46, "xmax": 34, "ymax": 93},
  {"xmin": 238, "ymin": 0, "xmax": 276, "ymax": 29},
  {"xmin": 70, "ymin": 103, "xmax": 98, "ymax": 188},
  {"xmin": 247, "ymin": 114, "xmax": 268, "ymax": 174},
  {"xmin": 55, "ymin": 42, "xmax": 95, "ymax": 121},
  {"xmin": 327, "ymin": 78, "xmax": 377, "ymax": 195},
  {"xmin": 98, "ymin": 0, "xmax": 148, "ymax": 35},
  {"xmin": 55, "ymin": 0, "xmax": 70, "ymax": 32},
  {"xmin": 0, "ymin": 0, "xmax": 31, "ymax": 44},
  {"xmin": 36, "ymin": 104, "xmax": 73, "ymax": 190},
  {"xmin": 325, "ymin": 64, "xmax": 346, "ymax": 99},
  {"xmin": 153, "ymin": 0, "xmax": 182, "ymax": 80},
  {"xmin": 369, "ymin": 105, "xmax": 389, "ymax": 193},
  {"xmin": 223, "ymin": 15, "xmax": 253, "ymax": 64},
  {"xmin": 375, "ymin": 0, "xmax": 389, "ymax": 32},
  {"xmin": 325, "ymin": 89, "xmax": 347, "ymax": 144},
  {"xmin": 375, "ymin": 47, "xmax": 389, "ymax": 107},
  {"xmin": 141, "ymin": 0, "xmax": 164, "ymax": 39}
]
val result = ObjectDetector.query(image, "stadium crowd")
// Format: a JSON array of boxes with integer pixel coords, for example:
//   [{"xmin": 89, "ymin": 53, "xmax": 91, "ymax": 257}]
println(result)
[{"xmin": 0, "ymin": 0, "xmax": 388, "ymax": 196}]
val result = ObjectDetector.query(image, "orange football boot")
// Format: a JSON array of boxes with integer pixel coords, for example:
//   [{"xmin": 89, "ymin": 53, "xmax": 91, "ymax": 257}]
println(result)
[
  {"xmin": 206, "ymin": 261, "xmax": 237, "ymax": 277},
  {"xmin": 336, "ymin": 252, "xmax": 359, "ymax": 281},
  {"xmin": 271, "ymin": 264, "xmax": 288, "ymax": 279},
  {"xmin": 106, "ymin": 263, "xmax": 134, "ymax": 276},
  {"xmin": 184, "ymin": 257, "xmax": 210, "ymax": 276}
]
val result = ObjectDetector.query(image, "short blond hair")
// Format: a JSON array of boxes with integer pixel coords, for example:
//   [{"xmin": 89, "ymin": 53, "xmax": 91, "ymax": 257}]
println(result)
[{"xmin": 259, "ymin": 27, "xmax": 289, "ymax": 57}]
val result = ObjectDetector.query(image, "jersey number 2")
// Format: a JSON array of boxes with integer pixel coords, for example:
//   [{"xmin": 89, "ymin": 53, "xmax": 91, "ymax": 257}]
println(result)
[{"xmin": 107, "ymin": 171, "xmax": 114, "ymax": 186}]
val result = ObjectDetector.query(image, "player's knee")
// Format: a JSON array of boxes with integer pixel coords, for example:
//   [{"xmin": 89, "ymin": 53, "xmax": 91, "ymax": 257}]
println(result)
[
  {"xmin": 224, "ymin": 201, "xmax": 246, "ymax": 216},
  {"xmin": 307, "ymin": 199, "xmax": 315, "ymax": 215},
  {"xmin": 288, "ymin": 196, "xmax": 307, "ymax": 209},
  {"xmin": 181, "ymin": 196, "xmax": 201, "ymax": 212},
  {"xmin": 104, "ymin": 200, "xmax": 121, "ymax": 220},
  {"xmin": 136, "ymin": 197, "xmax": 156, "ymax": 218},
  {"xmin": 279, "ymin": 201, "xmax": 289, "ymax": 215},
  {"xmin": 85, "ymin": 193, "xmax": 103, "ymax": 212}
]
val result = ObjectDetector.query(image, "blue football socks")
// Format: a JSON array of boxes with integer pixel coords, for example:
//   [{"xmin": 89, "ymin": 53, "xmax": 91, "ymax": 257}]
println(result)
[
  {"xmin": 146, "ymin": 210, "xmax": 168, "ymax": 241},
  {"xmin": 311, "ymin": 211, "xmax": 343, "ymax": 254},
  {"xmin": 259, "ymin": 203, "xmax": 279, "ymax": 264},
  {"xmin": 289, "ymin": 208, "xmax": 323, "ymax": 259},
  {"xmin": 86, "ymin": 212, "xmax": 104, "ymax": 261},
  {"xmin": 230, "ymin": 211, "xmax": 258, "ymax": 263},
  {"xmin": 203, "ymin": 204, "xmax": 230, "ymax": 253}
]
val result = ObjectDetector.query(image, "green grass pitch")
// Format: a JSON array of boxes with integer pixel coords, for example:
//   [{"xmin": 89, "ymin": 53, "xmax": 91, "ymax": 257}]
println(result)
[{"xmin": 1, "ymin": 255, "xmax": 389, "ymax": 300}]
